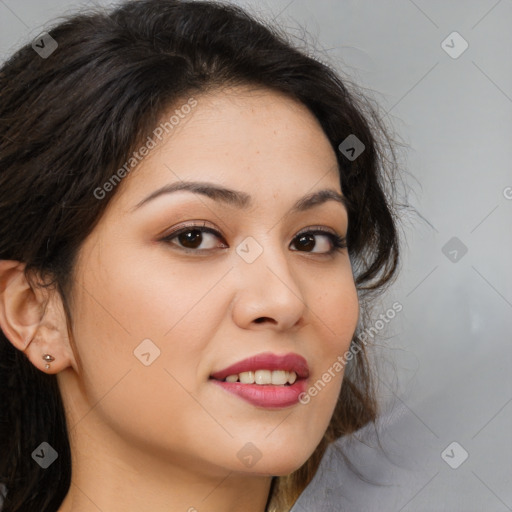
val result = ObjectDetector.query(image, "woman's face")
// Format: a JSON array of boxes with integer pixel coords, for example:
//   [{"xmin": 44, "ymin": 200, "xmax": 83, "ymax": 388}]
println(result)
[{"xmin": 59, "ymin": 86, "xmax": 359, "ymax": 478}]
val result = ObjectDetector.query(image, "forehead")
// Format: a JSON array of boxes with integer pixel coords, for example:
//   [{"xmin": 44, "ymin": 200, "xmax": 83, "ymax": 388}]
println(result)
[{"xmin": 111, "ymin": 85, "xmax": 341, "ymax": 212}]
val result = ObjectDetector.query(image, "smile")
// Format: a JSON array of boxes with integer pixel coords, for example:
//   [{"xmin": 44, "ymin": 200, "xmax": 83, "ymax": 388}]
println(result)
[
  {"xmin": 209, "ymin": 352, "xmax": 310, "ymax": 408},
  {"xmin": 218, "ymin": 370, "xmax": 297, "ymax": 385}
]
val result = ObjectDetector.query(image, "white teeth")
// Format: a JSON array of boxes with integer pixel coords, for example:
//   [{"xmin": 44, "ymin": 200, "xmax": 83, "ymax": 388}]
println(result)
[
  {"xmin": 239, "ymin": 371, "xmax": 255, "ymax": 384},
  {"xmin": 271, "ymin": 370, "xmax": 288, "ymax": 385},
  {"xmin": 223, "ymin": 370, "xmax": 298, "ymax": 385},
  {"xmin": 255, "ymin": 369, "xmax": 271, "ymax": 384}
]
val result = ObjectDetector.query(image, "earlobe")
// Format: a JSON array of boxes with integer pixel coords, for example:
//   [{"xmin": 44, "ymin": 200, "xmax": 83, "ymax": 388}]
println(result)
[{"xmin": 0, "ymin": 259, "xmax": 75, "ymax": 374}]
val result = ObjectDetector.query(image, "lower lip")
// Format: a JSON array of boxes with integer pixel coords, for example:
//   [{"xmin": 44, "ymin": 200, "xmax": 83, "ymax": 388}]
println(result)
[{"xmin": 210, "ymin": 378, "xmax": 308, "ymax": 408}]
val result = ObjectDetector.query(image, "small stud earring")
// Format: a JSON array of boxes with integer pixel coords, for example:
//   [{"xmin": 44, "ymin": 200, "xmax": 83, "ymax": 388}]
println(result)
[{"xmin": 42, "ymin": 353, "xmax": 55, "ymax": 370}]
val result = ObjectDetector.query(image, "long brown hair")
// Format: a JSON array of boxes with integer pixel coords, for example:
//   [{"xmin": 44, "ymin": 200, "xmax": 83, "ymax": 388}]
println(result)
[{"xmin": 0, "ymin": 1, "xmax": 401, "ymax": 510}]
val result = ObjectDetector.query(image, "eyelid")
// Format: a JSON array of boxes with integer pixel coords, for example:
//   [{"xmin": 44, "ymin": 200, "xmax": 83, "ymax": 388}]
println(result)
[
  {"xmin": 295, "ymin": 225, "xmax": 338, "ymax": 236},
  {"xmin": 160, "ymin": 221, "xmax": 347, "ymax": 254},
  {"xmin": 161, "ymin": 222, "xmax": 343, "ymax": 239},
  {"xmin": 160, "ymin": 220, "xmax": 219, "ymax": 239}
]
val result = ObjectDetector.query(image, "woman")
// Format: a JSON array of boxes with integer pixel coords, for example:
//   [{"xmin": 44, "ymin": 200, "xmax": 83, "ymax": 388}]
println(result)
[{"xmin": 0, "ymin": 1, "xmax": 401, "ymax": 510}]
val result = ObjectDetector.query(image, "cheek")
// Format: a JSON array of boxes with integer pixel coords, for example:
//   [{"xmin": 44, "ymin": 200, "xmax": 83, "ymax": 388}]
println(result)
[
  {"xmin": 312, "ymin": 269, "xmax": 359, "ymax": 354},
  {"xmin": 71, "ymin": 246, "xmax": 227, "ymax": 392},
  {"xmin": 293, "ymin": 269, "xmax": 359, "ymax": 430},
  {"xmin": 67, "ymin": 266, "xmax": 224, "ymax": 455},
  {"xmin": 78, "ymin": 235, "xmax": 224, "ymax": 340}
]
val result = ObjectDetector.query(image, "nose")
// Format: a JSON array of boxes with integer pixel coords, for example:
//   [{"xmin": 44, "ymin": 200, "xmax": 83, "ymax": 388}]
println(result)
[{"xmin": 230, "ymin": 236, "xmax": 308, "ymax": 331}]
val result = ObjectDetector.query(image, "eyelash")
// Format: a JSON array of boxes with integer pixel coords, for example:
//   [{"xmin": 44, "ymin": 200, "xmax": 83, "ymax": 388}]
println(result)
[{"xmin": 160, "ymin": 222, "xmax": 347, "ymax": 256}]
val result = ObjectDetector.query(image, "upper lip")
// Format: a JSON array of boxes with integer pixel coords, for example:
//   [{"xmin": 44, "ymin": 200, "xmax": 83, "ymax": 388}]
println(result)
[{"xmin": 210, "ymin": 352, "xmax": 310, "ymax": 381}]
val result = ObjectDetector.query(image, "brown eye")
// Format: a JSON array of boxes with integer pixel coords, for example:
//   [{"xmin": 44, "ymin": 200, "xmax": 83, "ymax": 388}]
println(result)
[
  {"xmin": 290, "ymin": 229, "xmax": 346, "ymax": 254},
  {"xmin": 162, "ymin": 224, "xmax": 346, "ymax": 255},
  {"xmin": 177, "ymin": 229, "xmax": 203, "ymax": 249},
  {"xmin": 294, "ymin": 233, "xmax": 316, "ymax": 251},
  {"xmin": 162, "ymin": 225, "xmax": 227, "ymax": 251}
]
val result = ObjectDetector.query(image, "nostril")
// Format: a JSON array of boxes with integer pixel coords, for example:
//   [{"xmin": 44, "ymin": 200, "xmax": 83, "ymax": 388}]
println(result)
[{"xmin": 254, "ymin": 317, "xmax": 272, "ymax": 324}]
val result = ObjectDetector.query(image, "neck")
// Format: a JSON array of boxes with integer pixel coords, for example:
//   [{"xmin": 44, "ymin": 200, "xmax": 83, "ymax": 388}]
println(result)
[{"xmin": 56, "ymin": 432, "xmax": 273, "ymax": 512}]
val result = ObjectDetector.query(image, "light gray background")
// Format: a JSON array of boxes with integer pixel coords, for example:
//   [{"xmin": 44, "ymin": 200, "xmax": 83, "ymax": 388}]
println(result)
[{"xmin": 1, "ymin": 1, "xmax": 511, "ymax": 511}]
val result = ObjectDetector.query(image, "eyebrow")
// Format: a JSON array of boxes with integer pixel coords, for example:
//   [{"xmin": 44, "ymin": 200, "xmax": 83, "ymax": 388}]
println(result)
[{"xmin": 130, "ymin": 180, "xmax": 348, "ymax": 215}]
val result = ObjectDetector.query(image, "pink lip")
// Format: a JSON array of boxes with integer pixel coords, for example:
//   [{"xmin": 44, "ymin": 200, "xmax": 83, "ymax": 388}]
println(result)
[
  {"xmin": 209, "ymin": 352, "xmax": 310, "ymax": 409},
  {"xmin": 210, "ymin": 379, "xmax": 308, "ymax": 408},
  {"xmin": 209, "ymin": 352, "xmax": 310, "ymax": 381}
]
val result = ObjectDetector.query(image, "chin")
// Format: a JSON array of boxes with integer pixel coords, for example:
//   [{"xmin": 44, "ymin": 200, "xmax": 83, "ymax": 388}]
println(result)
[{"xmin": 242, "ymin": 450, "xmax": 315, "ymax": 477}]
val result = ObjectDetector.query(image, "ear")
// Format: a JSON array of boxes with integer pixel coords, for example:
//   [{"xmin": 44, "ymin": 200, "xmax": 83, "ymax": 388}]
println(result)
[{"xmin": 0, "ymin": 259, "xmax": 77, "ymax": 374}]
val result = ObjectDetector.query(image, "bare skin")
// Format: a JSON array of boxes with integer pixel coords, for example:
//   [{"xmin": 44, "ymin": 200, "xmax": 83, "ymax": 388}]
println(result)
[{"xmin": 0, "ymin": 86, "xmax": 359, "ymax": 512}]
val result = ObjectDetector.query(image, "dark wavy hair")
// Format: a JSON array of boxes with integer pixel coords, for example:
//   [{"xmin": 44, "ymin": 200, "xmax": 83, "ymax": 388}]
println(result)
[{"xmin": 0, "ymin": 1, "xmax": 402, "ymax": 510}]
